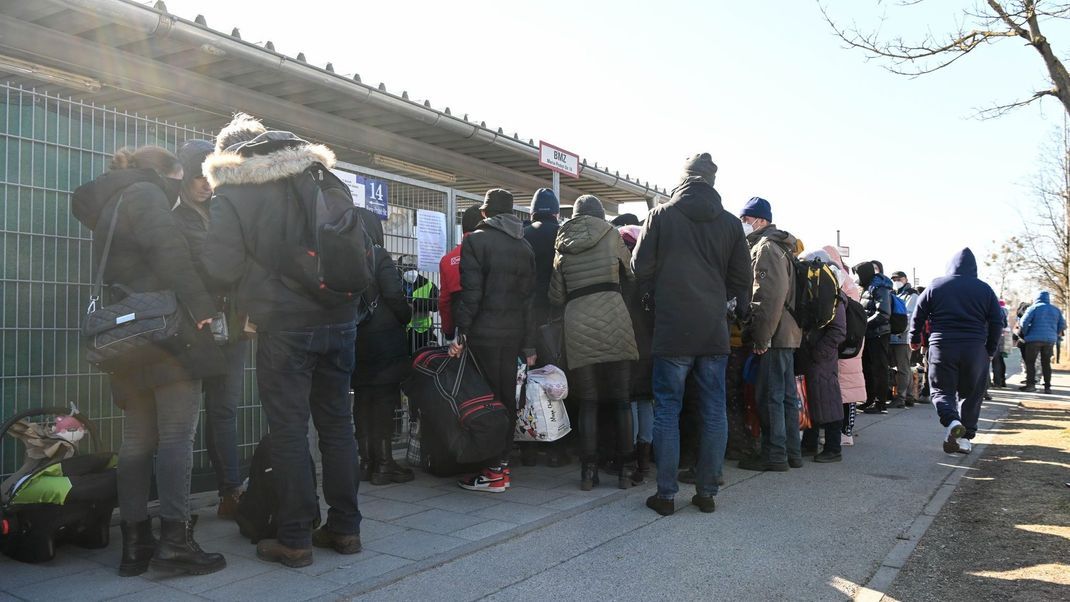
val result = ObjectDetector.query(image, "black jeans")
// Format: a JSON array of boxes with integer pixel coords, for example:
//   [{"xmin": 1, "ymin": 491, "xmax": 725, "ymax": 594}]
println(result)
[
  {"xmin": 862, "ymin": 334, "xmax": 891, "ymax": 408},
  {"xmin": 991, "ymin": 353, "xmax": 1006, "ymax": 387},
  {"xmin": 470, "ymin": 342, "xmax": 522, "ymax": 464},
  {"xmin": 569, "ymin": 360, "xmax": 632, "ymax": 463},
  {"xmin": 1022, "ymin": 342, "xmax": 1054, "ymax": 388},
  {"xmin": 257, "ymin": 322, "xmax": 361, "ymax": 548},
  {"xmin": 204, "ymin": 339, "xmax": 249, "ymax": 495}
]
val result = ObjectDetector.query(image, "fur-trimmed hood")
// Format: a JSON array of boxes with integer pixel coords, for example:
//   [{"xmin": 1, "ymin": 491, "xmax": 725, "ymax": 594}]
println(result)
[{"xmin": 203, "ymin": 141, "xmax": 335, "ymax": 188}]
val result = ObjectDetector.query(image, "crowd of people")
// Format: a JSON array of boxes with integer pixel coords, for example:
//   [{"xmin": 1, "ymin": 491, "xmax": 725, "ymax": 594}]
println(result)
[{"xmin": 68, "ymin": 111, "xmax": 1063, "ymax": 576}]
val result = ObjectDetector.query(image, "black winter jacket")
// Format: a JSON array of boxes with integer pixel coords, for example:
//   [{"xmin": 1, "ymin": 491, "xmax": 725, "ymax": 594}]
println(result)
[
  {"xmin": 70, "ymin": 168, "xmax": 224, "ymax": 399},
  {"xmin": 453, "ymin": 214, "xmax": 537, "ymax": 353},
  {"xmin": 202, "ymin": 139, "xmax": 357, "ymax": 331},
  {"xmin": 524, "ymin": 215, "xmax": 560, "ymax": 324},
  {"xmin": 632, "ymin": 177, "xmax": 753, "ymax": 356},
  {"xmin": 353, "ymin": 211, "xmax": 412, "ymax": 387}
]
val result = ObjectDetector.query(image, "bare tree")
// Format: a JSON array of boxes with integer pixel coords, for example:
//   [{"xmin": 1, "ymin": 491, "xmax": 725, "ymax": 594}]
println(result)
[
  {"xmin": 1013, "ymin": 124, "xmax": 1070, "ymax": 310},
  {"xmin": 983, "ymin": 236, "xmax": 1029, "ymax": 298},
  {"xmin": 822, "ymin": 1, "xmax": 1070, "ymax": 118}
]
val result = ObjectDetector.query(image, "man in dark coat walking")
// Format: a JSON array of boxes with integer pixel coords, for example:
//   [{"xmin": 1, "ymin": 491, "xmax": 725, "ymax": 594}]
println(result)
[
  {"xmin": 632, "ymin": 153, "xmax": 752, "ymax": 516},
  {"xmin": 909, "ymin": 248, "xmax": 1002, "ymax": 455}
]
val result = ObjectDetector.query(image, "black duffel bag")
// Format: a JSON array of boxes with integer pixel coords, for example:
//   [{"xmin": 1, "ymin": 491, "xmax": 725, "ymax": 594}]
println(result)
[
  {"xmin": 402, "ymin": 346, "xmax": 510, "ymax": 464},
  {"xmin": 80, "ymin": 195, "xmax": 182, "ymax": 368}
]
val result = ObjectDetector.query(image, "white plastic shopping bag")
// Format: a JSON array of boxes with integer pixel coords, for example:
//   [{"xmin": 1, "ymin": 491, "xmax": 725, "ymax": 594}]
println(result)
[{"xmin": 514, "ymin": 365, "xmax": 571, "ymax": 442}]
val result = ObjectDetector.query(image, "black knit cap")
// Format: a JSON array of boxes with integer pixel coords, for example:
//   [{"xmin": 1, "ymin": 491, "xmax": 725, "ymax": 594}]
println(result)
[
  {"xmin": 177, "ymin": 139, "xmax": 214, "ymax": 181},
  {"xmin": 480, "ymin": 188, "xmax": 514, "ymax": 216},
  {"xmin": 461, "ymin": 204, "xmax": 483, "ymax": 234},
  {"xmin": 682, "ymin": 152, "xmax": 718, "ymax": 187}
]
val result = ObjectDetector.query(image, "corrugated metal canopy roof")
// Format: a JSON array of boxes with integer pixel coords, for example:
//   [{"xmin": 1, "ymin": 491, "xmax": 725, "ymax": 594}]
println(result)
[{"xmin": 0, "ymin": 0, "xmax": 667, "ymax": 209}]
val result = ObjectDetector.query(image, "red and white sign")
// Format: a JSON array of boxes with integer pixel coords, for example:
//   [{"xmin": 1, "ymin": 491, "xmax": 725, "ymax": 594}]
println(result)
[{"xmin": 538, "ymin": 141, "xmax": 581, "ymax": 179}]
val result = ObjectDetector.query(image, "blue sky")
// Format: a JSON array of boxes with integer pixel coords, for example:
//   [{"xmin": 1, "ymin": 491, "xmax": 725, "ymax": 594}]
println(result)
[{"xmin": 167, "ymin": 0, "xmax": 1065, "ymax": 291}]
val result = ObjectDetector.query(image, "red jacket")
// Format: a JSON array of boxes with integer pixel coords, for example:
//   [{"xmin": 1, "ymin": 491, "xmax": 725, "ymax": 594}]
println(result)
[{"xmin": 438, "ymin": 241, "xmax": 463, "ymax": 337}]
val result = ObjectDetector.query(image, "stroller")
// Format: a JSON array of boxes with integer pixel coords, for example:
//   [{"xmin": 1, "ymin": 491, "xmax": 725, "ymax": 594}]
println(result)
[{"xmin": 0, "ymin": 404, "xmax": 117, "ymax": 563}]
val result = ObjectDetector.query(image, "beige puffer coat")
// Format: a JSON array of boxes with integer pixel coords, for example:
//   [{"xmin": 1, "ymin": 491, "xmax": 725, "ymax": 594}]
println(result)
[{"xmin": 549, "ymin": 216, "xmax": 639, "ymax": 370}]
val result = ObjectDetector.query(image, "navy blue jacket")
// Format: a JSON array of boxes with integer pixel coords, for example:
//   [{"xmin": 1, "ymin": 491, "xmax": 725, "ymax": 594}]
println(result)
[
  {"xmin": 1019, "ymin": 291, "xmax": 1066, "ymax": 344},
  {"xmin": 909, "ymin": 248, "xmax": 1002, "ymax": 354}
]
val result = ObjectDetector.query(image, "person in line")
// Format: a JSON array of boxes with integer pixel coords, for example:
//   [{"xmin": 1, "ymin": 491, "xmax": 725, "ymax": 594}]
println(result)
[
  {"xmin": 440, "ymin": 205, "xmax": 489, "ymax": 338},
  {"xmin": 203, "ymin": 114, "xmax": 362, "ymax": 567},
  {"xmin": 171, "ymin": 139, "xmax": 248, "ymax": 520},
  {"xmin": 619, "ymin": 224, "xmax": 655, "ymax": 484},
  {"xmin": 450, "ymin": 189, "xmax": 537, "ymax": 492},
  {"xmin": 799, "ymin": 250, "xmax": 848, "ymax": 462},
  {"xmin": 522, "ymin": 188, "xmax": 569, "ymax": 467},
  {"xmin": 990, "ymin": 300, "xmax": 1009, "ymax": 389},
  {"xmin": 1018, "ymin": 291, "xmax": 1066, "ymax": 394},
  {"xmin": 823, "ymin": 246, "xmax": 866, "ymax": 446},
  {"xmin": 402, "ymin": 268, "xmax": 438, "ymax": 352},
  {"xmin": 854, "ymin": 260, "xmax": 893, "ymax": 414},
  {"xmin": 909, "ymin": 248, "xmax": 1002, "ymax": 454},
  {"xmin": 738, "ymin": 197, "xmax": 804, "ymax": 472},
  {"xmin": 549, "ymin": 195, "xmax": 639, "ymax": 489},
  {"xmin": 889, "ymin": 270, "xmax": 920, "ymax": 408},
  {"xmin": 633, "ymin": 153, "xmax": 752, "ymax": 515},
  {"xmin": 353, "ymin": 207, "xmax": 414, "ymax": 485},
  {"xmin": 71, "ymin": 146, "xmax": 226, "ymax": 576}
]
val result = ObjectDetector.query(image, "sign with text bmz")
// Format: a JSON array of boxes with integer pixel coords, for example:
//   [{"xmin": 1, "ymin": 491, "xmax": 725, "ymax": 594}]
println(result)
[{"xmin": 538, "ymin": 141, "xmax": 581, "ymax": 179}]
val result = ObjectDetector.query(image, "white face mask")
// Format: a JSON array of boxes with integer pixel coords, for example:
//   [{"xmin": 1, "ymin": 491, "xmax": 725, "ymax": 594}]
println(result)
[
  {"xmin": 893, "ymin": 280, "xmax": 906, "ymax": 292},
  {"xmin": 403, "ymin": 270, "xmax": 418, "ymax": 284},
  {"xmin": 741, "ymin": 222, "xmax": 754, "ymax": 236}
]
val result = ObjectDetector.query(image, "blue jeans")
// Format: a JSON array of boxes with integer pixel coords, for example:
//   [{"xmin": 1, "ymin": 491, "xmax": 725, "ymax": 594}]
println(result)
[
  {"xmin": 632, "ymin": 399, "xmax": 654, "ymax": 444},
  {"xmin": 204, "ymin": 339, "xmax": 249, "ymax": 495},
  {"xmin": 755, "ymin": 348, "xmax": 800, "ymax": 464},
  {"xmin": 929, "ymin": 343, "xmax": 988, "ymax": 438},
  {"xmin": 652, "ymin": 355, "xmax": 728, "ymax": 499},
  {"xmin": 257, "ymin": 322, "xmax": 361, "ymax": 548}
]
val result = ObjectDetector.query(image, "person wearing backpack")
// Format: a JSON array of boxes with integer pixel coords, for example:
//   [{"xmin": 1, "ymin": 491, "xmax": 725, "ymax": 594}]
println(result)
[
  {"xmin": 738, "ymin": 197, "xmax": 805, "ymax": 473},
  {"xmin": 352, "ymin": 207, "xmax": 414, "ymax": 486},
  {"xmin": 889, "ymin": 270, "xmax": 920, "ymax": 408},
  {"xmin": 203, "ymin": 114, "xmax": 363, "ymax": 567},
  {"xmin": 909, "ymin": 249, "xmax": 1002, "ymax": 454},
  {"xmin": 823, "ymin": 246, "xmax": 866, "ymax": 446},
  {"xmin": 853, "ymin": 260, "xmax": 894, "ymax": 414},
  {"xmin": 449, "ymin": 189, "xmax": 537, "ymax": 493},
  {"xmin": 799, "ymin": 250, "xmax": 848, "ymax": 462}
]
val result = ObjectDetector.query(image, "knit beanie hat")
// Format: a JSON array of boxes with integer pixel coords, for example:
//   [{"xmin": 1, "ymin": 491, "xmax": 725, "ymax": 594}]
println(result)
[
  {"xmin": 682, "ymin": 153, "xmax": 718, "ymax": 187},
  {"xmin": 177, "ymin": 139, "xmax": 214, "ymax": 181},
  {"xmin": 530, "ymin": 188, "xmax": 560, "ymax": 215},
  {"xmin": 480, "ymin": 188, "xmax": 514, "ymax": 216},
  {"xmin": 740, "ymin": 197, "xmax": 772, "ymax": 223},
  {"xmin": 461, "ymin": 204, "xmax": 483, "ymax": 234},
  {"xmin": 574, "ymin": 194, "xmax": 605, "ymax": 220}
]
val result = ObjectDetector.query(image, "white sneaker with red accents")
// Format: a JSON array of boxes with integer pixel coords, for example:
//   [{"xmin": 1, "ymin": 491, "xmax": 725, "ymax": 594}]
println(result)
[{"xmin": 459, "ymin": 467, "xmax": 507, "ymax": 492}]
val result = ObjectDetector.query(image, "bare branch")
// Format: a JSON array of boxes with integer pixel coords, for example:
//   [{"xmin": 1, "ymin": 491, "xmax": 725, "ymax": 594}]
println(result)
[{"xmin": 975, "ymin": 88, "xmax": 1058, "ymax": 118}]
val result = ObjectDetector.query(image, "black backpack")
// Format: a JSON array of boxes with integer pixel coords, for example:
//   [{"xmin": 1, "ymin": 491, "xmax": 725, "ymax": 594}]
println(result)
[
  {"xmin": 235, "ymin": 433, "xmax": 320, "ymax": 544},
  {"xmin": 839, "ymin": 297, "xmax": 868, "ymax": 359},
  {"xmin": 787, "ymin": 257, "xmax": 840, "ymax": 333},
  {"xmin": 283, "ymin": 163, "xmax": 374, "ymax": 302}
]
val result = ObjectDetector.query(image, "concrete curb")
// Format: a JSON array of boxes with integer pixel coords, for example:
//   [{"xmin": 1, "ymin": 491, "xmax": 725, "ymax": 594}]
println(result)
[{"xmin": 853, "ymin": 397, "xmax": 1015, "ymax": 602}]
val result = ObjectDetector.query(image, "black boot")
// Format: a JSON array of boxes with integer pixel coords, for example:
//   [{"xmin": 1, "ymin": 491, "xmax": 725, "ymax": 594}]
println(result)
[
  {"xmin": 580, "ymin": 462, "xmax": 599, "ymax": 491},
  {"xmin": 151, "ymin": 517, "xmax": 226, "ymax": 575},
  {"xmin": 630, "ymin": 441, "xmax": 652, "ymax": 485},
  {"xmin": 118, "ymin": 519, "xmax": 156, "ymax": 577},
  {"xmin": 617, "ymin": 455, "xmax": 632, "ymax": 490},
  {"xmin": 371, "ymin": 438, "xmax": 414, "ymax": 485},
  {"xmin": 354, "ymin": 397, "xmax": 373, "ymax": 482}
]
